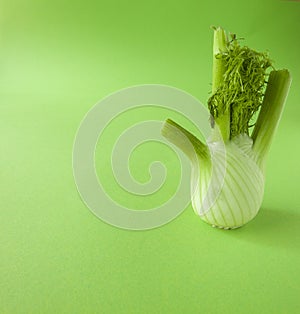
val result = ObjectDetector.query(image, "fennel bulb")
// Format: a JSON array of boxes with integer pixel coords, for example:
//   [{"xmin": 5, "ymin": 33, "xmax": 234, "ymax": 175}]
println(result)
[{"xmin": 161, "ymin": 27, "xmax": 291, "ymax": 229}]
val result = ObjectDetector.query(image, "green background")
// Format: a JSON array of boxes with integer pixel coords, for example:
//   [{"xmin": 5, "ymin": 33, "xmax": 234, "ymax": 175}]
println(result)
[{"xmin": 1, "ymin": 0, "xmax": 300, "ymax": 313}]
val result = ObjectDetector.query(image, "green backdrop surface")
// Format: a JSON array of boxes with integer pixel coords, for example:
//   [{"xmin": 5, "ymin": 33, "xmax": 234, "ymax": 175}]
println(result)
[{"xmin": 1, "ymin": 0, "xmax": 300, "ymax": 313}]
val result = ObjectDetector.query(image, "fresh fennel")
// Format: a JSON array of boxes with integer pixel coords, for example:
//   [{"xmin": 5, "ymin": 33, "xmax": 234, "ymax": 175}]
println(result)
[{"xmin": 161, "ymin": 27, "xmax": 291, "ymax": 229}]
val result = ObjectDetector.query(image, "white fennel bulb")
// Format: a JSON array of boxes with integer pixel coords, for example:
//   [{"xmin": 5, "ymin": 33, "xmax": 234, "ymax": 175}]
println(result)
[
  {"xmin": 192, "ymin": 134, "xmax": 264, "ymax": 229},
  {"xmin": 162, "ymin": 27, "xmax": 291, "ymax": 229}
]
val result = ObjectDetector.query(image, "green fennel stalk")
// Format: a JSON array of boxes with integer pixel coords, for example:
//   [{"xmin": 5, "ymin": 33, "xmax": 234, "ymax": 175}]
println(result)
[{"xmin": 161, "ymin": 27, "xmax": 291, "ymax": 229}]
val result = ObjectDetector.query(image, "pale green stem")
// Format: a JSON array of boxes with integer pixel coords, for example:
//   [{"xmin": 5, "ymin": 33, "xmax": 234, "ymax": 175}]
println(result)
[
  {"xmin": 252, "ymin": 69, "xmax": 292, "ymax": 169},
  {"xmin": 161, "ymin": 119, "xmax": 209, "ymax": 164},
  {"xmin": 212, "ymin": 27, "xmax": 230, "ymax": 141}
]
